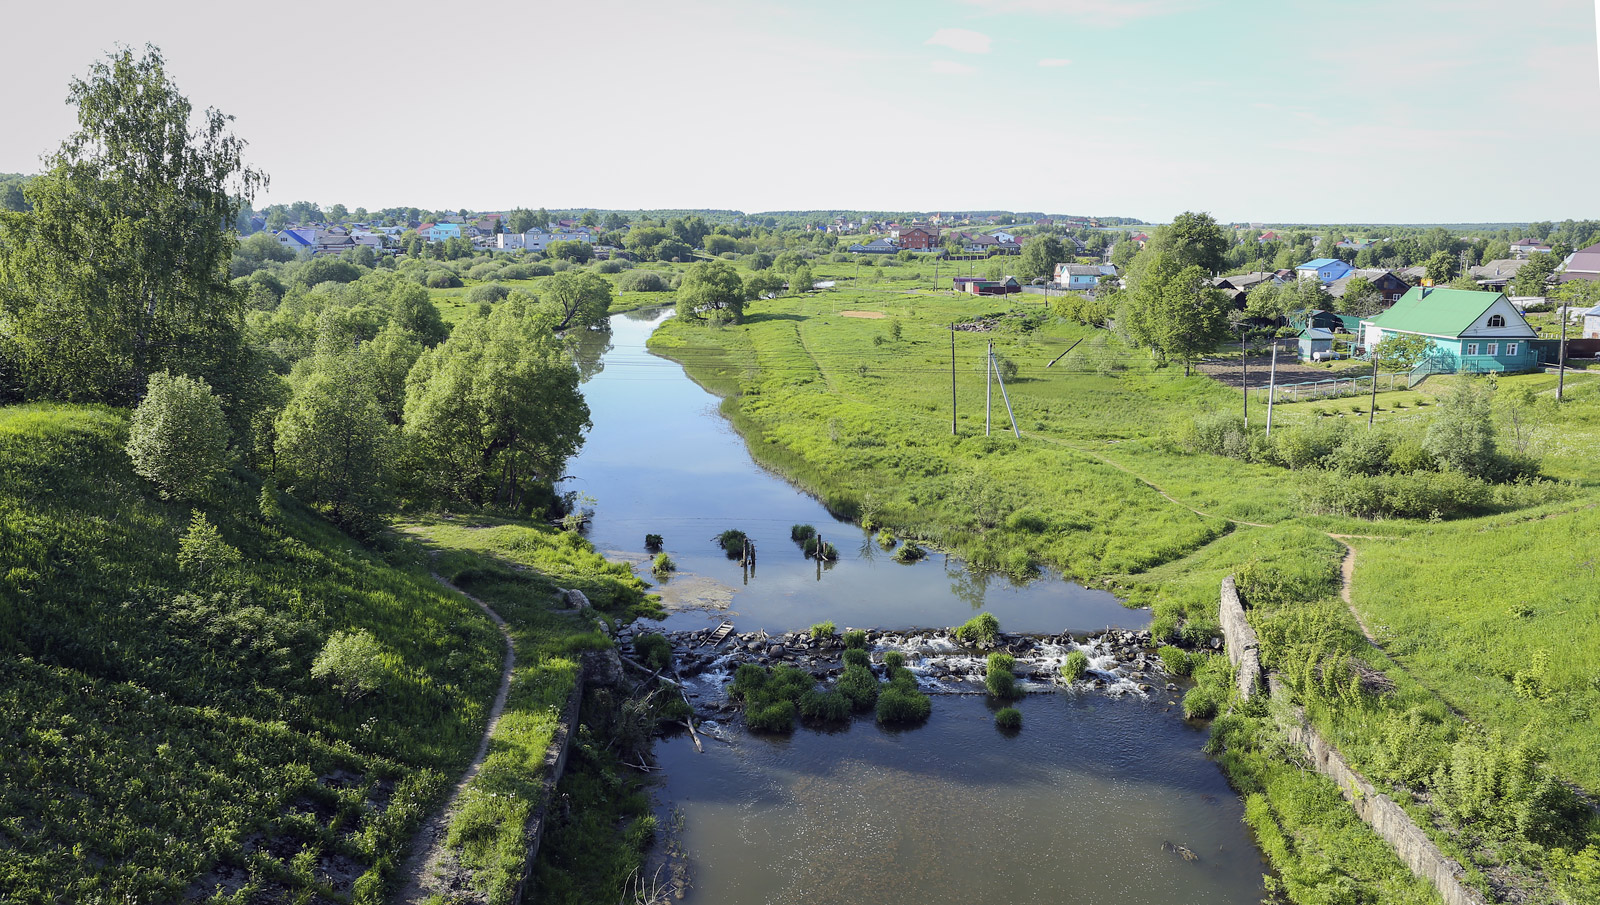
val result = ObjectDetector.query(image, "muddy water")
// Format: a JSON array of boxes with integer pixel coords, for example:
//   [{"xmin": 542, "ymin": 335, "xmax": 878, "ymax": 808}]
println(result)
[
  {"xmin": 565, "ymin": 309, "xmax": 1265, "ymax": 903},
  {"xmin": 563, "ymin": 309, "xmax": 1141, "ymax": 635}
]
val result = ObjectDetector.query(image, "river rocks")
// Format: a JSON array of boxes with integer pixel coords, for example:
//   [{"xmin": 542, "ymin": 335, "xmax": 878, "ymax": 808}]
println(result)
[{"xmin": 583, "ymin": 649, "xmax": 625, "ymax": 688}]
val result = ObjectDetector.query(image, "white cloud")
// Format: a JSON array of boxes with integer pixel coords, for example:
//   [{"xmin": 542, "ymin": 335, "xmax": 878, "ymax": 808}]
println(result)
[
  {"xmin": 925, "ymin": 28, "xmax": 993, "ymax": 54},
  {"xmin": 1037, "ymin": 58, "xmax": 1072, "ymax": 67},
  {"xmin": 931, "ymin": 59, "xmax": 980, "ymax": 75},
  {"xmin": 959, "ymin": 0, "xmax": 1191, "ymax": 27}
]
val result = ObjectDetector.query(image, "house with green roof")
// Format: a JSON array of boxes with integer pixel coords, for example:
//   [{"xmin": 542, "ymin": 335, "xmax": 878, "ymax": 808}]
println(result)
[{"xmin": 1359, "ymin": 287, "xmax": 1541, "ymax": 373}]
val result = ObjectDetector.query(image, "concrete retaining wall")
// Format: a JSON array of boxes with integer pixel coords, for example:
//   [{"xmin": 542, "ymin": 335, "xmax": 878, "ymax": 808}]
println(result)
[
  {"xmin": 511, "ymin": 671, "xmax": 585, "ymax": 904},
  {"xmin": 1218, "ymin": 576, "xmax": 1263, "ymax": 701},
  {"xmin": 1220, "ymin": 575, "xmax": 1489, "ymax": 905}
]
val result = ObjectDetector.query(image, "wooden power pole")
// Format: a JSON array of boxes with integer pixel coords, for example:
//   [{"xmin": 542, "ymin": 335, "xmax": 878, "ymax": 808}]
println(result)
[
  {"xmin": 1265, "ymin": 341, "xmax": 1278, "ymax": 438},
  {"xmin": 1558, "ymin": 303, "xmax": 1568, "ymax": 402},
  {"xmin": 950, "ymin": 325, "xmax": 957, "ymax": 434}
]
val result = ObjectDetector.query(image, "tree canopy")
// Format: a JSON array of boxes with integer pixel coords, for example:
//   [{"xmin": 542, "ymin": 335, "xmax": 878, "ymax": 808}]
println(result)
[
  {"xmin": 676, "ymin": 261, "xmax": 746, "ymax": 324},
  {"xmin": 1118, "ymin": 256, "xmax": 1232, "ymax": 375}
]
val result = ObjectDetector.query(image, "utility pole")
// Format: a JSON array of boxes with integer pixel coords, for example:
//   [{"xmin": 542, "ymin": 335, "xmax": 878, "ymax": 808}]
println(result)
[
  {"xmin": 1265, "ymin": 341, "xmax": 1278, "ymax": 438},
  {"xmin": 992, "ymin": 346, "xmax": 1021, "ymax": 438},
  {"xmin": 1240, "ymin": 328, "xmax": 1249, "ymax": 429},
  {"xmin": 986, "ymin": 341, "xmax": 993, "ymax": 436},
  {"xmin": 1367, "ymin": 350, "xmax": 1380, "ymax": 429},
  {"xmin": 1557, "ymin": 302, "xmax": 1568, "ymax": 402},
  {"xmin": 951, "ymin": 325, "xmax": 958, "ymax": 434}
]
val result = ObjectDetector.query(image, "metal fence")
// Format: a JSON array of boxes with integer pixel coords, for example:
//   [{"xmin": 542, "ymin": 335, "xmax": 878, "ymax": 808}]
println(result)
[{"xmin": 1265, "ymin": 372, "xmax": 1403, "ymax": 403}]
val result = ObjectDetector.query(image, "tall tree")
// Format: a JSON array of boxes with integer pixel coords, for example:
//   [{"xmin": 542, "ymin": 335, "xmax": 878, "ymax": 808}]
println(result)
[
  {"xmin": 540, "ymin": 270, "xmax": 613, "ymax": 331},
  {"xmin": 1118, "ymin": 256, "xmax": 1230, "ymax": 376},
  {"xmin": 1019, "ymin": 235, "xmax": 1066, "ymax": 282},
  {"xmin": 0, "ymin": 45, "xmax": 265, "ymax": 404},
  {"xmin": 676, "ymin": 260, "xmax": 745, "ymax": 324},
  {"xmin": 275, "ymin": 351, "xmax": 393, "ymax": 530}
]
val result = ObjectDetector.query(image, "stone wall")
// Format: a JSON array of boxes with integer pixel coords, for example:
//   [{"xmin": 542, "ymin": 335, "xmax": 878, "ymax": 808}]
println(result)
[
  {"xmin": 1218, "ymin": 576, "xmax": 1262, "ymax": 701},
  {"xmin": 1220, "ymin": 575, "xmax": 1490, "ymax": 905},
  {"xmin": 511, "ymin": 669, "xmax": 585, "ymax": 904}
]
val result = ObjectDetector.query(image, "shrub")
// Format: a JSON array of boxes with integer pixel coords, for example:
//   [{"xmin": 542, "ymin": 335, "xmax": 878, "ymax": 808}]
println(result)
[
  {"xmin": 730, "ymin": 663, "xmax": 769, "ymax": 700},
  {"xmin": 798, "ymin": 689, "xmax": 849, "ymax": 722},
  {"xmin": 644, "ymin": 533, "xmax": 663, "ymax": 550},
  {"xmin": 1061, "ymin": 650, "xmax": 1090, "ymax": 682},
  {"xmin": 1183, "ymin": 686, "xmax": 1221, "ymax": 719},
  {"xmin": 883, "ymin": 650, "xmax": 906, "ymax": 670},
  {"xmin": 954, "ymin": 612, "xmax": 1000, "ymax": 645},
  {"xmin": 1184, "ymin": 411, "xmax": 1250, "ymax": 459},
  {"xmin": 651, "ymin": 553, "xmax": 675, "ymax": 576},
  {"xmin": 633, "ymin": 633, "xmax": 672, "ymax": 671},
  {"xmin": 842, "ymin": 649, "xmax": 870, "ymax": 668},
  {"xmin": 616, "ymin": 269, "xmax": 669, "ymax": 292},
  {"xmin": 801, "ymin": 536, "xmax": 838, "ymax": 560},
  {"xmin": 994, "ymin": 707, "xmax": 1022, "ymax": 731},
  {"xmin": 466, "ymin": 262, "xmax": 501, "ymax": 281},
  {"xmin": 875, "ymin": 686, "xmax": 932, "ymax": 724},
  {"xmin": 876, "ymin": 530, "xmax": 898, "ymax": 549},
  {"xmin": 594, "ymin": 258, "xmax": 630, "ymax": 274},
  {"xmin": 258, "ymin": 478, "xmax": 281, "ymax": 521},
  {"xmin": 789, "ymin": 524, "xmax": 816, "ymax": 542},
  {"xmin": 524, "ymin": 263, "xmax": 555, "ymax": 278},
  {"xmin": 126, "ymin": 371, "xmax": 231, "ymax": 499},
  {"xmin": 745, "ymin": 700, "xmax": 796, "ymax": 733},
  {"xmin": 424, "ymin": 269, "xmax": 462, "ymax": 289},
  {"xmin": 466, "ymin": 282, "xmax": 511, "ymax": 305},
  {"xmin": 311, "ymin": 630, "xmax": 388, "ymax": 700},
  {"xmin": 842, "ymin": 629, "xmax": 868, "ymax": 650},
  {"xmin": 176, "ymin": 510, "xmax": 242, "ymax": 581},
  {"xmin": 893, "ymin": 542, "xmax": 926, "ymax": 563},
  {"xmin": 1158, "ymin": 645, "xmax": 1195, "ymax": 677},
  {"xmin": 810, "ymin": 620, "xmax": 836, "ymax": 640},
  {"xmin": 836, "ymin": 664, "xmax": 880, "ymax": 710},
  {"xmin": 716, "ymin": 529, "xmax": 747, "ymax": 557},
  {"xmin": 985, "ymin": 652, "xmax": 1018, "ymax": 699},
  {"xmin": 767, "ymin": 665, "xmax": 816, "ymax": 702}
]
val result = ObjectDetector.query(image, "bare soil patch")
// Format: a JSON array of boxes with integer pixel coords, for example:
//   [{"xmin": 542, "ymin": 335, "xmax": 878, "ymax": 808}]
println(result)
[{"xmin": 840, "ymin": 310, "xmax": 886, "ymax": 319}]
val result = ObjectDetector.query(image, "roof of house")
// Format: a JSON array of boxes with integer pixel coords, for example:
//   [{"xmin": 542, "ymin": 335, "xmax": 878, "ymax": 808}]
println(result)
[
  {"xmin": 278, "ymin": 229, "xmax": 314, "ymax": 247},
  {"xmin": 1364, "ymin": 287, "xmax": 1513, "ymax": 338},
  {"xmin": 1301, "ymin": 328, "xmax": 1336, "ymax": 340},
  {"xmin": 1559, "ymin": 252, "xmax": 1600, "ymax": 279},
  {"xmin": 1061, "ymin": 264, "xmax": 1105, "ymax": 276},
  {"xmin": 1297, "ymin": 258, "xmax": 1344, "ymax": 269},
  {"xmin": 1512, "ymin": 237, "xmax": 1549, "ymax": 246},
  {"xmin": 1469, "ymin": 258, "xmax": 1528, "ymax": 278}
]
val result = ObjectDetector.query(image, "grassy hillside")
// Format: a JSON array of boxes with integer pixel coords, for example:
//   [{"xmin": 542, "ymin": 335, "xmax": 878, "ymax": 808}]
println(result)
[{"xmin": 0, "ymin": 404, "xmax": 504, "ymax": 903}]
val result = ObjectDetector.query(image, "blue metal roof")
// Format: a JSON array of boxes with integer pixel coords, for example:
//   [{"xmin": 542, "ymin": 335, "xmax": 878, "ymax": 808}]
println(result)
[{"xmin": 1298, "ymin": 258, "xmax": 1341, "ymax": 269}]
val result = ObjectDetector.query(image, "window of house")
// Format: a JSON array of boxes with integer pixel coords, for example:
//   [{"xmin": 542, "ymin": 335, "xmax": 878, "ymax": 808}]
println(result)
[
  {"xmin": 1487, "ymin": 314, "xmax": 1506, "ymax": 327},
  {"xmin": 1506, "ymin": 343, "xmax": 1518, "ymax": 356},
  {"xmin": 1487, "ymin": 343, "xmax": 1499, "ymax": 356},
  {"xmin": 1466, "ymin": 343, "xmax": 1479, "ymax": 355}
]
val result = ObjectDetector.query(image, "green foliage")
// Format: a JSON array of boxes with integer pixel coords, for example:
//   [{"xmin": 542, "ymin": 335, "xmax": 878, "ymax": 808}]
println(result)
[
  {"xmin": 1061, "ymin": 650, "xmax": 1090, "ymax": 682},
  {"xmin": 842, "ymin": 629, "xmax": 868, "ymax": 650},
  {"xmin": 1158, "ymin": 645, "xmax": 1196, "ymax": 677},
  {"xmin": 125, "ymin": 371, "xmax": 231, "ymax": 499},
  {"xmin": 797, "ymin": 689, "xmax": 850, "ymax": 723},
  {"xmin": 275, "ymin": 351, "xmax": 394, "ymax": 530},
  {"xmin": 729, "ymin": 663, "xmax": 769, "ymax": 700},
  {"xmin": 789, "ymin": 523, "xmax": 815, "ymax": 542},
  {"xmin": 716, "ymin": 529, "xmax": 747, "ymax": 556},
  {"xmin": 310, "ymin": 629, "xmax": 389, "ymax": 700},
  {"xmin": 954, "ymin": 612, "xmax": 1000, "ymax": 645},
  {"xmin": 893, "ymin": 541, "xmax": 926, "ymax": 563},
  {"xmin": 643, "ymin": 533, "xmax": 663, "ymax": 550},
  {"xmin": 800, "ymin": 536, "xmax": 838, "ymax": 561},
  {"xmin": 883, "ymin": 650, "xmax": 906, "ymax": 670},
  {"xmin": 176, "ymin": 509, "xmax": 241, "ymax": 582},
  {"xmin": 675, "ymin": 260, "xmax": 745, "ymax": 324},
  {"xmin": 842, "ymin": 649, "xmax": 871, "ymax": 668},
  {"xmin": 1182, "ymin": 655, "xmax": 1229, "ymax": 720},
  {"xmin": 541, "ymin": 270, "xmax": 613, "ymax": 331},
  {"xmin": 994, "ymin": 706, "xmax": 1022, "ymax": 731},
  {"xmin": 650, "ymin": 552, "xmax": 675, "ymax": 576},
  {"xmin": 1372, "ymin": 332, "xmax": 1433, "ymax": 372},
  {"xmin": 809, "ymin": 620, "xmax": 836, "ymax": 640},
  {"xmin": 258, "ymin": 477, "xmax": 281, "ymax": 521},
  {"xmin": 985, "ymin": 652, "xmax": 1019, "ymax": 699},
  {"xmin": 632, "ymin": 633, "xmax": 672, "ymax": 671},
  {"xmin": 745, "ymin": 700, "xmax": 797, "ymax": 733},
  {"xmin": 836, "ymin": 664, "xmax": 880, "ymax": 711},
  {"xmin": 874, "ymin": 685, "xmax": 932, "ymax": 725}
]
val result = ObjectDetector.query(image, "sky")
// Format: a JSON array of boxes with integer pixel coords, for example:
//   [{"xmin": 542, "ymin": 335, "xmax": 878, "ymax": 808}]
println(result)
[{"xmin": 1, "ymin": 0, "xmax": 1597, "ymax": 223}]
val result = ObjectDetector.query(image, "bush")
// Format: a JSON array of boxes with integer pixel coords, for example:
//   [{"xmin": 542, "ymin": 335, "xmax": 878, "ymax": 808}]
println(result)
[
  {"xmin": 798, "ymin": 689, "xmax": 849, "ymax": 722},
  {"xmin": 985, "ymin": 652, "xmax": 1018, "ymax": 699},
  {"xmin": 644, "ymin": 533, "xmax": 663, "ymax": 550},
  {"xmin": 745, "ymin": 700, "xmax": 796, "ymax": 733},
  {"xmin": 126, "ymin": 371, "xmax": 231, "ymax": 499},
  {"xmin": 810, "ymin": 620, "xmax": 836, "ymax": 640},
  {"xmin": 954, "ymin": 612, "xmax": 1000, "ymax": 645},
  {"xmin": 883, "ymin": 650, "xmax": 906, "ymax": 670},
  {"xmin": 593, "ymin": 258, "xmax": 630, "ymax": 274},
  {"xmin": 1158, "ymin": 645, "xmax": 1195, "ymax": 677},
  {"xmin": 1183, "ymin": 685, "xmax": 1221, "ymax": 719},
  {"xmin": 789, "ymin": 523, "xmax": 815, "ymax": 542},
  {"xmin": 1061, "ymin": 650, "xmax": 1090, "ymax": 682},
  {"xmin": 842, "ymin": 629, "xmax": 868, "ymax": 650},
  {"xmin": 730, "ymin": 663, "xmax": 769, "ymax": 700},
  {"xmin": 650, "ymin": 553, "xmax": 675, "ymax": 576},
  {"xmin": 176, "ymin": 510, "xmax": 242, "ymax": 581},
  {"xmin": 893, "ymin": 542, "xmax": 926, "ymax": 563},
  {"xmin": 875, "ymin": 686, "xmax": 932, "ymax": 724},
  {"xmin": 842, "ymin": 649, "xmax": 870, "ymax": 668},
  {"xmin": 424, "ymin": 269, "xmax": 462, "ymax": 289},
  {"xmin": 616, "ymin": 269, "xmax": 669, "ymax": 292},
  {"xmin": 466, "ymin": 282, "xmax": 511, "ymax": 305},
  {"xmin": 311, "ymin": 630, "xmax": 387, "ymax": 700},
  {"xmin": 524, "ymin": 263, "xmax": 555, "ymax": 278},
  {"xmin": 876, "ymin": 530, "xmax": 898, "ymax": 549},
  {"xmin": 994, "ymin": 707, "xmax": 1022, "ymax": 731},
  {"xmin": 633, "ymin": 633, "xmax": 672, "ymax": 671},
  {"xmin": 716, "ymin": 529, "xmax": 747, "ymax": 557},
  {"xmin": 836, "ymin": 664, "xmax": 880, "ymax": 710}
]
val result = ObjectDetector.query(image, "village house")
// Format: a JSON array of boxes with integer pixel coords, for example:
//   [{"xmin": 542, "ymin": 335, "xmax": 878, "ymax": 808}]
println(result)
[
  {"xmin": 418, "ymin": 223, "xmax": 463, "ymax": 242},
  {"xmin": 275, "ymin": 227, "xmax": 318, "ymax": 253},
  {"xmin": 1582, "ymin": 304, "xmax": 1600, "ymax": 339},
  {"xmin": 849, "ymin": 238, "xmax": 898, "ymax": 254},
  {"xmin": 1511, "ymin": 237, "xmax": 1552, "ymax": 258},
  {"xmin": 1296, "ymin": 258, "xmax": 1354, "ymax": 283},
  {"xmin": 1326, "ymin": 269, "xmax": 1409, "ymax": 303},
  {"xmin": 896, "ymin": 227, "xmax": 938, "ymax": 251},
  {"xmin": 1558, "ymin": 242, "xmax": 1600, "ymax": 283},
  {"xmin": 1467, "ymin": 259, "xmax": 1531, "ymax": 290},
  {"xmin": 1054, "ymin": 263, "xmax": 1116, "ymax": 291},
  {"xmin": 953, "ymin": 275, "xmax": 1021, "ymax": 296},
  {"xmin": 1360, "ymin": 287, "xmax": 1541, "ymax": 374}
]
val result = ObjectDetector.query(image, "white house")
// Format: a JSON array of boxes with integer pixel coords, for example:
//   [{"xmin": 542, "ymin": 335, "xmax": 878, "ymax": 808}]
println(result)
[
  {"xmin": 525, "ymin": 228, "xmax": 594, "ymax": 252},
  {"xmin": 276, "ymin": 228, "xmax": 318, "ymax": 253},
  {"xmin": 1582, "ymin": 304, "xmax": 1600, "ymax": 339}
]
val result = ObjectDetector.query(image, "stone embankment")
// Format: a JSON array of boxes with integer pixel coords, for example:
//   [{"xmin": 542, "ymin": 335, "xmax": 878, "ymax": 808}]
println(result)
[
  {"xmin": 1219, "ymin": 577, "xmax": 1489, "ymax": 905},
  {"xmin": 621, "ymin": 625, "xmax": 1183, "ymax": 719}
]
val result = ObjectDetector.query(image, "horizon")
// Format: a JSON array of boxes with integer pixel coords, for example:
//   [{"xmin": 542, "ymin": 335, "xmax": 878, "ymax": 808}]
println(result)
[{"xmin": 2, "ymin": 0, "xmax": 1598, "ymax": 222}]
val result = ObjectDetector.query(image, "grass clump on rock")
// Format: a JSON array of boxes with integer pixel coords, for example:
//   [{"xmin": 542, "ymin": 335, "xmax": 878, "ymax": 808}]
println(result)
[
  {"xmin": 892, "ymin": 542, "xmax": 926, "ymax": 563},
  {"xmin": 798, "ymin": 689, "xmax": 850, "ymax": 723},
  {"xmin": 877, "ymin": 530, "xmax": 898, "ymax": 549},
  {"xmin": 633, "ymin": 633, "xmax": 672, "ymax": 671},
  {"xmin": 810, "ymin": 620, "xmax": 836, "ymax": 641},
  {"xmin": 842, "ymin": 649, "xmax": 871, "ymax": 668},
  {"xmin": 1159, "ymin": 645, "xmax": 1196, "ymax": 677},
  {"xmin": 883, "ymin": 650, "xmax": 906, "ymax": 670},
  {"xmin": 1061, "ymin": 650, "xmax": 1090, "ymax": 683},
  {"xmin": 801, "ymin": 536, "xmax": 838, "ymax": 561},
  {"xmin": 731, "ymin": 664, "xmax": 818, "ymax": 733},
  {"xmin": 985, "ymin": 652, "xmax": 1019, "ymax": 700},
  {"xmin": 836, "ymin": 664, "xmax": 881, "ymax": 711},
  {"xmin": 644, "ymin": 533, "xmax": 663, "ymax": 551},
  {"xmin": 651, "ymin": 552, "xmax": 675, "ymax": 576},
  {"xmin": 954, "ymin": 612, "xmax": 1000, "ymax": 645},
  {"xmin": 842, "ymin": 629, "xmax": 868, "ymax": 650},
  {"xmin": 995, "ymin": 707, "xmax": 1022, "ymax": 732},
  {"xmin": 790, "ymin": 524, "xmax": 815, "ymax": 542},
  {"xmin": 875, "ymin": 686, "xmax": 932, "ymax": 725}
]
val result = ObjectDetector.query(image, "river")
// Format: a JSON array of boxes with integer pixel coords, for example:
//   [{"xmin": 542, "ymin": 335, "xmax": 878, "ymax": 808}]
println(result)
[{"xmin": 562, "ymin": 309, "xmax": 1267, "ymax": 904}]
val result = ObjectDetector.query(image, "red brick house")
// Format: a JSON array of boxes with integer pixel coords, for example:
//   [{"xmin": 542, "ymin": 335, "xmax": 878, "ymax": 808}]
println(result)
[{"xmin": 898, "ymin": 227, "xmax": 938, "ymax": 251}]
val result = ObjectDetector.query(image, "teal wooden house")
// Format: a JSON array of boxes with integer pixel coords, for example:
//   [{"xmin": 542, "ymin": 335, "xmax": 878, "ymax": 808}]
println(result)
[{"xmin": 1358, "ymin": 287, "xmax": 1541, "ymax": 374}]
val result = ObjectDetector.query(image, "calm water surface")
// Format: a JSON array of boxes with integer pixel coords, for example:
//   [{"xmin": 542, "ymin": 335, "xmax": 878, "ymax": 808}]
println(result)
[
  {"xmin": 563, "ymin": 309, "xmax": 1142, "ymax": 635},
  {"xmin": 564, "ymin": 310, "xmax": 1264, "ymax": 903}
]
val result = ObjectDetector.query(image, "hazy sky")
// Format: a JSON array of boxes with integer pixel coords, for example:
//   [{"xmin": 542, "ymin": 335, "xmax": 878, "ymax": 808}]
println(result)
[{"xmin": 2, "ymin": 0, "xmax": 1598, "ymax": 222}]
